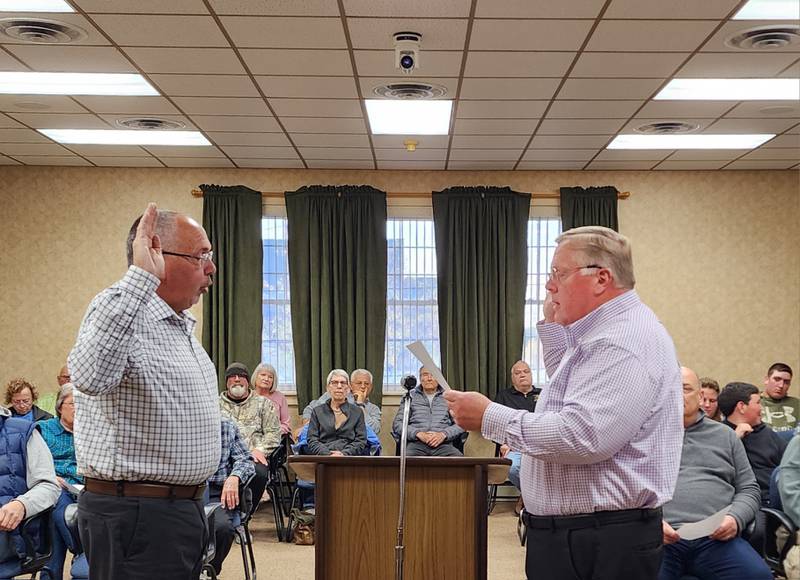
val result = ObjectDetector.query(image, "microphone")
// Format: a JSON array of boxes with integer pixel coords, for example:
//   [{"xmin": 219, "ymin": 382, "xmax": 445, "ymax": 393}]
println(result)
[
  {"xmin": 400, "ymin": 374, "xmax": 417, "ymax": 391},
  {"xmin": 395, "ymin": 373, "xmax": 417, "ymax": 580}
]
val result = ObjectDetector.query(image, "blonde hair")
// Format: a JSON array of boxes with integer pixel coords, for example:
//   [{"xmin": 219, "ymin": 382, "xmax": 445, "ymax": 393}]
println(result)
[{"xmin": 556, "ymin": 226, "xmax": 635, "ymax": 289}]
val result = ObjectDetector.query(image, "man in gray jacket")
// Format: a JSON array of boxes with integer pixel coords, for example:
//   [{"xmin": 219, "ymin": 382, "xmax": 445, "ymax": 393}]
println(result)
[{"xmin": 659, "ymin": 366, "xmax": 771, "ymax": 580}]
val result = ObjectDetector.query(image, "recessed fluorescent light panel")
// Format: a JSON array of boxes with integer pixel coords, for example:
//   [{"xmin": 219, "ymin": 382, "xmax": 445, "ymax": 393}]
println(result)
[
  {"xmin": 607, "ymin": 134, "xmax": 775, "ymax": 150},
  {"xmin": 365, "ymin": 100, "xmax": 452, "ymax": 135},
  {"xmin": 39, "ymin": 129, "xmax": 211, "ymax": 146},
  {"xmin": 0, "ymin": 73, "xmax": 158, "ymax": 96},
  {"xmin": 0, "ymin": 0, "xmax": 74, "ymax": 11},
  {"xmin": 655, "ymin": 79, "xmax": 800, "ymax": 101},
  {"xmin": 734, "ymin": 0, "xmax": 800, "ymax": 19}
]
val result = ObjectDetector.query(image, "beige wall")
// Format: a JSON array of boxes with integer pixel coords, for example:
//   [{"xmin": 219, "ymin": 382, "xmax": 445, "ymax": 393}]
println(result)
[{"xmin": 1, "ymin": 167, "xmax": 798, "ymax": 406}]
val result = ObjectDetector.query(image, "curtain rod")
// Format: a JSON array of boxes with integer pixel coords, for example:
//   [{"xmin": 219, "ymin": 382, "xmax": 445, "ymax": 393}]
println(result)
[{"xmin": 191, "ymin": 188, "xmax": 631, "ymax": 200}]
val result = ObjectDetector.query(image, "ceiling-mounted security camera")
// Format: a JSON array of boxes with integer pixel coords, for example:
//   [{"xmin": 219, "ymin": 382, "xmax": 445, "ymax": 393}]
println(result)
[{"xmin": 393, "ymin": 31, "xmax": 422, "ymax": 74}]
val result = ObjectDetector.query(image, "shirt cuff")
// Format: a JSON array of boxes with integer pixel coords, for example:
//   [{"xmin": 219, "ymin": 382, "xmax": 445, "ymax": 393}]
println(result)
[
  {"xmin": 481, "ymin": 402, "xmax": 523, "ymax": 445},
  {"xmin": 118, "ymin": 265, "xmax": 160, "ymax": 301},
  {"xmin": 537, "ymin": 320, "xmax": 564, "ymax": 345}
]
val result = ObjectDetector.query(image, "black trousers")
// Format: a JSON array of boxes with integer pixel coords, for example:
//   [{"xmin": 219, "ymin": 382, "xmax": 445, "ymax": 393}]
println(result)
[
  {"xmin": 524, "ymin": 507, "xmax": 663, "ymax": 580},
  {"xmin": 250, "ymin": 462, "xmax": 269, "ymax": 510},
  {"xmin": 77, "ymin": 490, "xmax": 207, "ymax": 580}
]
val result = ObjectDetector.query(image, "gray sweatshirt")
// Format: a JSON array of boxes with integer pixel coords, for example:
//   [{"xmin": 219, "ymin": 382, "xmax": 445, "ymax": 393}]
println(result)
[{"xmin": 663, "ymin": 412, "xmax": 760, "ymax": 534}]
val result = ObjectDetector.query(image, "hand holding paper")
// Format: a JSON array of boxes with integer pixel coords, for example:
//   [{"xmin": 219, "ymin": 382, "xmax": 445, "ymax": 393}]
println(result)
[{"xmin": 675, "ymin": 506, "xmax": 730, "ymax": 541}]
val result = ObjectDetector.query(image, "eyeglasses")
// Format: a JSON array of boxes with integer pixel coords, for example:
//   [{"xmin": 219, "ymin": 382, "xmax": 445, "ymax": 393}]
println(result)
[
  {"xmin": 329, "ymin": 380, "xmax": 348, "ymax": 386},
  {"xmin": 12, "ymin": 398, "xmax": 32, "ymax": 406},
  {"xmin": 548, "ymin": 264, "xmax": 601, "ymax": 283},
  {"xmin": 162, "ymin": 250, "xmax": 214, "ymax": 265}
]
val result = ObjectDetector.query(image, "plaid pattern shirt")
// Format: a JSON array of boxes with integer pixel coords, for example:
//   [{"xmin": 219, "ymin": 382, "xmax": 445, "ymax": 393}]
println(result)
[
  {"xmin": 483, "ymin": 291, "xmax": 683, "ymax": 516},
  {"xmin": 208, "ymin": 418, "xmax": 255, "ymax": 488},
  {"xmin": 69, "ymin": 266, "xmax": 221, "ymax": 485}
]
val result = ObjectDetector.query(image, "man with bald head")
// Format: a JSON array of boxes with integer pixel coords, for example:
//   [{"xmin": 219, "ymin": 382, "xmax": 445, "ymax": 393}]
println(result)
[
  {"xmin": 658, "ymin": 367, "xmax": 770, "ymax": 580},
  {"xmin": 56, "ymin": 365, "xmax": 70, "ymax": 387}
]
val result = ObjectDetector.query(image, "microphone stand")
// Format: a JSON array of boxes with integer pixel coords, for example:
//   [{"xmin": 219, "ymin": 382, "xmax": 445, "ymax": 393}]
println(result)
[{"xmin": 394, "ymin": 387, "xmax": 413, "ymax": 580}]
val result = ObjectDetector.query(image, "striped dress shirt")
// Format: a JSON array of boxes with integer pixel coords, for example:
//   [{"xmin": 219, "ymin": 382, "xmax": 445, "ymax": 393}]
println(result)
[
  {"xmin": 483, "ymin": 290, "xmax": 683, "ymax": 516},
  {"xmin": 69, "ymin": 266, "xmax": 221, "ymax": 486}
]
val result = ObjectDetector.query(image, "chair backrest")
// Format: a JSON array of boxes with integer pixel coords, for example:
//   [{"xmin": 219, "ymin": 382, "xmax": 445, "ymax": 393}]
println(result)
[
  {"xmin": 18, "ymin": 506, "xmax": 54, "ymax": 574},
  {"xmin": 770, "ymin": 466, "xmax": 783, "ymax": 510},
  {"xmin": 203, "ymin": 502, "xmax": 224, "ymax": 565}
]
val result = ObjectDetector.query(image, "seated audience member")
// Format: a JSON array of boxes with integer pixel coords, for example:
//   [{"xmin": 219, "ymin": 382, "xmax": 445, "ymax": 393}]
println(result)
[
  {"xmin": 306, "ymin": 370, "xmax": 367, "ymax": 456},
  {"xmin": 219, "ymin": 362, "xmax": 280, "ymax": 506},
  {"xmin": 252, "ymin": 363, "xmax": 292, "ymax": 436},
  {"xmin": 0, "ymin": 405, "xmax": 60, "ymax": 580},
  {"xmin": 719, "ymin": 381, "xmax": 788, "ymax": 505},
  {"xmin": 206, "ymin": 417, "xmax": 256, "ymax": 577},
  {"xmin": 56, "ymin": 366, "xmax": 71, "ymax": 388},
  {"xmin": 299, "ymin": 369, "xmax": 382, "ymax": 435},
  {"xmin": 761, "ymin": 362, "xmax": 796, "ymax": 433},
  {"xmin": 392, "ymin": 367, "xmax": 464, "ymax": 457},
  {"xmin": 659, "ymin": 366, "xmax": 770, "ymax": 580},
  {"xmin": 38, "ymin": 384, "xmax": 82, "ymax": 580},
  {"xmin": 700, "ymin": 377, "xmax": 722, "ymax": 421},
  {"xmin": 4, "ymin": 378, "xmax": 52, "ymax": 422}
]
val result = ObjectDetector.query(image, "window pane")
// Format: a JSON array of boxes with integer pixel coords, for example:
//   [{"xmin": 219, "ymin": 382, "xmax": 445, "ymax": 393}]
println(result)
[{"xmin": 261, "ymin": 218, "xmax": 295, "ymax": 390}]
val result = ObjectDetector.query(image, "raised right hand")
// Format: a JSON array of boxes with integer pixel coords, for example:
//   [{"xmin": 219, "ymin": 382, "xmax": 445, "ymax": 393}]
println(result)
[
  {"xmin": 543, "ymin": 292, "xmax": 556, "ymax": 323},
  {"xmin": 132, "ymin": 202, "xmax": 165, "ymax": 280}
]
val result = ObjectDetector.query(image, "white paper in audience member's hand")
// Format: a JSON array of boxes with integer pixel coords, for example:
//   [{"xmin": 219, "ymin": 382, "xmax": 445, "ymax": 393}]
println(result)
[
  {"xmin": 676, "ymin": 506, "xmax": 730, "ymax": 540},
  {"xmin": 406, "ymin": 341, "xmax": 450, "ymax": 391}
]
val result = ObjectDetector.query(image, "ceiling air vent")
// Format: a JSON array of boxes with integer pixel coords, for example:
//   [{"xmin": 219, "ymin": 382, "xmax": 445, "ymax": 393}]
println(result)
[
  {"xmin": 726, "ymin": 25, "xmax": 800, "ymax": 50},
  {"xmin": 116, "ymin": 118, "xmax": 186, "ymax": 130},
  {"xmin": 634, "ymin": 121, "xmax": 699, "ymax": 135},
  {"xmin": 373, "ymin": 82, "xmax": 447, "ymax": 100},
  {"xmin": 0, "ymin": 18, "xmax": 87, "ymax": 44}
]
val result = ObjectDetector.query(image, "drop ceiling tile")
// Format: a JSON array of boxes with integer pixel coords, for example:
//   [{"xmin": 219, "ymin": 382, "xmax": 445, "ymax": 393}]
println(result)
[
  {"xmin": 451, "ymin": 135, "xmax": 530, "ymax": 148},
  {"xmin": 517, "ymin": 161, "xmax": 587, "ymax": 170},
  {"xmin": 472, "ymin": 20, "xmax": 593, "ymax": 51},
  {"xmin": 291, "ymin": 133, "xmax": 369, "ymax": 147},
  {"xmin": 725, "ymin": 101, "xmax": 800, "ymax": 119},
  {"xmin": 7, "ymin": 113, "xmax": 111, "ymax": 129},
  {"xmin": 160, "ymin": 157, "xmax": 235, "ymax": 167},
  {"xmin": 344, "ymin": 0, "xmax": 469, "ymax": 17},
  {"xmin": 220, "ymin": 146, "xmax": 299, "ymax": 158},
  {"xmin": 0, "ymin": 96, "xmax": 86, "ymax": 114},
  {"xmin": 91, "ymin": 15, "xmax": 228, "ymax": 47},
  {"xmin": 374, "ymin": 148, "xmax": 446, "ymax": 161},
  {"xmin": 88, "ymin": 156, "xmax": 164, "ymax": 167},
  {"xmin": 5, "ymin": 46, "xmax": 135, "ymax": 73},
  {"xmin": 75, "ymin": 96, "xmax": 181, "ymax": 115},
  {"xmin": 548, "ymin": 100, "xmax": 643, "ymax": 119},
  {"xmin": 570, "ymin": 52, "xmax": 689, "ymax": 78},
  {"xmin": 242, "ymin": 49, "xmax": 353, "ymax": 76},
  {"xmin": 0, "ymin": 156, "xmax": 20, "ymax": 164},
  {"xmin": 618, "ymin": 118, "xmax": 714, "ymax": 133},
  {"xmin": 725, "ymin": 159, "xmax": 798, "ymax": 169},
  {"xmin": 0, "ymin": 13, "xmax": 109, "ymax": 45},
  {"xmin": 348, "ymin": 18, "xmax": 468, "ymax": 50},
  {"xmin": 0, "ymin": 51, "xmax": 26, "ymax": 72},
  {"xmin": 654, "ymin": 160, "xmax": 728, "ymax": 170},
  {"xmin": 539, "ymin": 119, "xmax": 626, "ymax": 135},
  {"xmin": 522, "ymin": 149, "xmax": 598, "ymax": 161},
  {"xmin": 669, "ymin": 149, "xmax": 743, "ymax": 160},
  {"xmin": 449, "ymin": 149, "xmax": 521, "ymax": 161},
  {"xmin": 234, "ymin": 158, "xmax": 305, "ymax": 168},
  {"xmin": 172, "ymin": 97, "xmax": 271, "ymax": 116},
  {"xmin": 0, "ymin": 128, "xmax": 49, "ymax": 143},
  {"xmin": 704, "ymin": 118, "xmax": 798, "ymax": 134},
  {"xmin": 124, "ymin": 48, "xmax": 246, "ymax": 74},
  {"xmin": 190, "ymin": 115, "xmax": 282, "ymax": 132},
  {"xmin": 269, "ymin": 98, "xmax": 362, "ymax": 117},
  {"xmin": 96, "ymin": 113, "xmax": 197, "ymax": 130},
  {"xmin": 530, "ymin": 135, "xmax": 613, "ymax": 148},
  {"xmin": 377, "ymin": 160, "xmax": 446, "ymax": 170},
  {"xmin": 145, "ymin": 145, "xmax": 225, "ymax": 158},
  {"xmin": 354, "ymin": 50, "xmax": 462, "ymax": 77},
  {"xmin": 740, "ymin": 148, "xmax": 800, "ymax": 160},
  {"xmin": 677, "ymin": 52, "xmax": 799, "ymax": 78},
  {"xmin": 594, "ymin": 149, "xmax": 673, "ymax": 161},
  {"xmin": 586, "ymin": 20, "xmax": 718, "ymax": 52},
  {"xmin": 0, "ymin": 142, "xmax": 71, "ymax": 155},
  {"xmin": 256, "ymin": 76, "xmax": 359, "ymax": 99},
  {"xmin": 558, "ymin": 78, "xmax": 664, "ymax": 100},
  {"xmin": 67, "ymin": 145, "xmax": 150, "ymax": 156},
  {"xmin": 456, "ymin": 100, "xmax": 547, "ymax": 119},
  {"xmin": 460, "ymin": 78, "xmax": 560, "ymax": 100},
  {"xmin": 638, "ymin": 101, "xmax": 734, "ymax": 118},
  {"xmin": 475, "ymin": 0, "xmax": 606, "ymax": 18},
  {"xmin": 465, "ymin": 52, "xmax": 575, "ymax": 78},
  {"xmin": 448, "ymin": 160, "xmax": 515, "ymax": 169},
  {"xmin": 0, "ymin": 114, "xmax": 23, "ymax": 128},
  {"xmin": 704, "ymin": 21, "xmax": 800, "ymax": 53},
  {"xmin": 221, "ymin": 17, "xmax": 346, "ymax": 48},
  {"xmin": 299, "ymin": 147, "xmax": 372, "ymax": 159},
  {"xmin": 605, "ymin": 0, "xmax": 740, "ymax": 18},
  {"xmin": 15, "ymin": 155, "xmax": 91, "ymax": 166},
  {"xmin": 585, "ymin": 160, "xmax": 658, "ymax": 170},
  {"xmin": 763, "ymin": 134, "xmax": 800, "ymax": 148},
  {"xmin": 360, "ymin": 77, "xmax": 459, "ymax": 99},
  {"xmin": 372, "ymin": 135, "xmax": 449, "ymax": 148},
  {"xmin": 306, "ymin": 159, "xmax": 374, "ymax": 169},
  {"xmin": 76, "ymin": 0, "xmax": 209, "ymax": 13},
  {"xmin": 208, "ymin": 0, "xmax": 338, "ymax": 16},
  {"xmin": 282, "ymin": 117, "xmax": 366, "ymax": 133},
  {"xmin": 208, "ymin": 132, "xmax": 291, "ymax": 146},
  {"xmin": 454, "ymin": 118, "xmax": 538, "ymax": 135},
  {"xmin": 780, "ymin": 60, "xmax": 800, "ymax": 77},
  {"xmin": 149, "ymin": 75, "xmax": 259, "ymax": 97}
]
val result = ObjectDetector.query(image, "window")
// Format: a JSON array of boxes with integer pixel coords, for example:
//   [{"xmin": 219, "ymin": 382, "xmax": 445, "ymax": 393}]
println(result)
[{"xmin": 261, "ymin": 218, "xmax": 295, "ymax": 390}]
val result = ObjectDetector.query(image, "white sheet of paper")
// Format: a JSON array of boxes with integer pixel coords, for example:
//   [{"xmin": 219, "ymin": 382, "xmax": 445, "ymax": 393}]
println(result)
[
  {"xmin": 406, "ymin": 340, "xmax": 451, "ymax": 391},
  {"xmin": 676, "ymin": 505, "xmax": 729, "ymax": 540}
]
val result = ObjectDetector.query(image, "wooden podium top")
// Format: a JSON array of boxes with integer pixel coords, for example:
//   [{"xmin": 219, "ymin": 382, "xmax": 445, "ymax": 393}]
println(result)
[{"xmin": 289, "ymin": 455, "xmax": 511, "ymax": 484}]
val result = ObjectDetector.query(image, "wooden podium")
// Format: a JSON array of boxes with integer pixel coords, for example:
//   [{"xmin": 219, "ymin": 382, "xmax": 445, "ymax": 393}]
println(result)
[{"xmin": 288, "ymin": 455, "xmax": 510, "ymax": 580}]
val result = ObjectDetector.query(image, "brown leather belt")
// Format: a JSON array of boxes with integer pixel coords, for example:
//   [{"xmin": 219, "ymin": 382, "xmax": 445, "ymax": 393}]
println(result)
[{"xmin": 85, "ymin": 477, "xmax": 205, "ymax": 500}]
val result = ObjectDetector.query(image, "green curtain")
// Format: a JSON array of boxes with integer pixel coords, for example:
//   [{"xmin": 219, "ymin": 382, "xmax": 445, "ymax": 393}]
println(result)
[
  {"xmin": 559, "ymin": 185, "xmax": 619, "ymax": 231},
  {"xmin": 432, "ymin": 186, "xmax": 530, "ymax": 399},
  {"xmin": 201, "ymin": 184, "xmax": 263, "ymax": 390},
  {"xmin": 285, "ymin": 185, "xmax": 387, "ymax": 410}
]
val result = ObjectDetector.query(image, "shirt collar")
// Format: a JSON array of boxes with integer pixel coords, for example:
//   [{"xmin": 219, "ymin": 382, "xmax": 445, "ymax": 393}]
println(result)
[
  {"xmin": 147, "ymin": 293, "xmax": 197, "ymax": 334},
  {"xmin": 565, "ymin": 290, "xmax": 640, "ymax": 344}
]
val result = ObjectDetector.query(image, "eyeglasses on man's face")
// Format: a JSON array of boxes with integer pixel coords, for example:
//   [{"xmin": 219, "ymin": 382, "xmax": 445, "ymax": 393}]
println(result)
[
  {"xmin": 162, "ymin": 250, "xmax": 214, "ymax": 265},
  {"xmin": 548, "ymin": 264, "xmax": 601, "ymax": 284}
]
